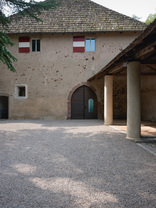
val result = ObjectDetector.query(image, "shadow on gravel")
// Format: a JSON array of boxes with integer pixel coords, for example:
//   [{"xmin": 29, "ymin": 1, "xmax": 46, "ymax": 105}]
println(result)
[{"xmin": 0, "ymin": 120, "xmax": 156, "ymax": 208}]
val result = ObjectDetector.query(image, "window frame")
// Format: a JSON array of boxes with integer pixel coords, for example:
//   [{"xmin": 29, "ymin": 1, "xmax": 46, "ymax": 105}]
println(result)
[
  {"xmin": 85, "ymin": 37, "xmax": 95, "ymax": 52},
  {"xmin": 31, "ymin": 39, "xmax": 40, "ymax": 52},
  {"xmin": 15, "ymin": 84, "xmax": 28, "ymax": 99}
]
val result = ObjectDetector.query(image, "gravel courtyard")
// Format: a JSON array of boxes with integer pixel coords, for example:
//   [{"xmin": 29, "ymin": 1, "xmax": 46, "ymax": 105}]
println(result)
[{"xmin": 0, "ymin": 120, "xmax": 156, "ymax": 208}]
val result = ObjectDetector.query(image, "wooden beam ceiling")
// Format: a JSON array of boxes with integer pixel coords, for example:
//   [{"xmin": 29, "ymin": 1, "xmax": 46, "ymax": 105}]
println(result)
[{"xmin": 135, "ymin": 43, "xmax": 156, "ymax": 59}]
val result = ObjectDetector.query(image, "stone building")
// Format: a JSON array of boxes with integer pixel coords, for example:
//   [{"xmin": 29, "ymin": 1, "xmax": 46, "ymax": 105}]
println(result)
[{"xmin": 0, "ymin": 0, "xmax": 146, "ymax": 120}]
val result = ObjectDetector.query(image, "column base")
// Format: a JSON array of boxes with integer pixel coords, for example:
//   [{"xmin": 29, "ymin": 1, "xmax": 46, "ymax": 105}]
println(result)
[
  {"xmin": 104, "ymin": 122, "xmax": 113, "ymax": 125},
  {"xmin": 126, "ymin": 136, "xmax": 141, "ymax": 142}
]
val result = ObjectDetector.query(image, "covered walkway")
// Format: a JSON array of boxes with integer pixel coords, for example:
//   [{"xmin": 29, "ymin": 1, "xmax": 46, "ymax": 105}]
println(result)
[
  {"xmin": 88, "ymin": 19, "xmax": 156, "ymax": 140},
  {"xmin": 112, "ymin": 120, "xmax": 156, "ymax": 138}
]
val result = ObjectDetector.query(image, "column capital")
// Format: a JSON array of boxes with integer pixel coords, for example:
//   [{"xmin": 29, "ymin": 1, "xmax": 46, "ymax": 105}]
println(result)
[{"xmin": 127, "ymin": 61, "xmax": 141, "ymax": 67}]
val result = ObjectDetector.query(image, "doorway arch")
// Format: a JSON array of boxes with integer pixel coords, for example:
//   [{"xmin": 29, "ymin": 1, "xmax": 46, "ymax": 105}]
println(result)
[
  {"xmin": 71, "ymin": 85, "xmax": 98, "ymax": 119},
  {"xmin": 0, "ymin": 96, "xmax": 8, "ymax": 119}
]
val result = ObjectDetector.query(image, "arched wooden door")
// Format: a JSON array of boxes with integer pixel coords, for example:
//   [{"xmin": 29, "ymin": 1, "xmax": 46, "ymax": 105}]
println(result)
[
  {"xmin": 0, "ymin": 96, "xmax": 8, "ymax": 119},
  {"xmin": 71, "ymin": 86, "xmax": 97, "ymax": 119}
]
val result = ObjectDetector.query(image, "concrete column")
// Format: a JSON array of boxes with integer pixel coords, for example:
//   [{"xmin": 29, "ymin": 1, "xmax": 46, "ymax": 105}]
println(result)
[
  {"xmin": 104, "ymin": 75, "xmax": 113, "ymax": 125},
  {"xmin": 127, "ymin": 61, "xmax": 141, "ymax": 139}
]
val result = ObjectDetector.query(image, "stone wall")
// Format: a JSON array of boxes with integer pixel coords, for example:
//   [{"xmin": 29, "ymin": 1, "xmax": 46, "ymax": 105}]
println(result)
[
  {"xmin": 141, "ymin": 74, "xmax": 156, "ymax": 122},
  {"xmin": 113, "ymin": 75, "xmax": 127, "ymax": 119},
  {"xmin": 112, "ymin": 65, "xmax": 156, "ymax": 122}
]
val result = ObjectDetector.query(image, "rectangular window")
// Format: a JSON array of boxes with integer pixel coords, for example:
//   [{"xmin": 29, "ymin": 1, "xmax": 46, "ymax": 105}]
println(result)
[
  {"xmin": 18, "ymin": 87, "xmax": 25, "ymax": 97},
  {"xmin": 15, "ymin": 85, "xmax": 27, "ymax": 99},
  {"xmin": 85, "ymin": 38, "xmax": 95, "ymax": 51},
  {"xmin": 32, "ymin": 39, "xmax": 40, "ymax": 52}
]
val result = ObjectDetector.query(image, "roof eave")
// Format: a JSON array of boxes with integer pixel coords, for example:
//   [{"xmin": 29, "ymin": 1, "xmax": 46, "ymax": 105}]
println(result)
[{"xmin": 5, "ymin": 29, "xmax": 145, "ymax": 36}]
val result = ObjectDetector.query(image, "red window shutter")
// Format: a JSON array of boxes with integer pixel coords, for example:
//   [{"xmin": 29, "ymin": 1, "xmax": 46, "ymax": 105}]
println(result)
[
  {"xmin": 19, "ymin": 37, "xmax": 30, "ymax": 53},
  {"xmin": 73, "ymin": 36, "xmax": 85, "ymax": 52}
]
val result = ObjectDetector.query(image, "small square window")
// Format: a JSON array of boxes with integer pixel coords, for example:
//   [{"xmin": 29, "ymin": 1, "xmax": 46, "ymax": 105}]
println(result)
[
  {"xmin": 15, "ymin": 85, "xmax": 27, "ymax": 99},
  {"xmin": 85, "ymin": 38, "xmax": 95, "ymax": 51},
  {"xmin": 32, "ymin": 39, "xmax": 40, "ymax": 52}
]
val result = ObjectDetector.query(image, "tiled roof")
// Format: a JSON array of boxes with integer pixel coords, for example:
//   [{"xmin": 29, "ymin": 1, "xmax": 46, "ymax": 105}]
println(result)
[{"xmin": 2, "ymin": 0, "xmax": 146, "ymax": 34}]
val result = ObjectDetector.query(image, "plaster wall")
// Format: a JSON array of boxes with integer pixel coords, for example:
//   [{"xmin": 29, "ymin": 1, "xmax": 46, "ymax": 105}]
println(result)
[{"xmin": 0, "ymin": 32, "xmax": 140, "ymax": 119}]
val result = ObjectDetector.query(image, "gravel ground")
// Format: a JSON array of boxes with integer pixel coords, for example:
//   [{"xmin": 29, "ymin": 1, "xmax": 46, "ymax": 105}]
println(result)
[
  {"xmin": 0, "ymin": 119, "xmax": 156, "ymax": 208},
  {"xmin": 137, "ymin": 143, "xmax": 156, "ymax": 156}
]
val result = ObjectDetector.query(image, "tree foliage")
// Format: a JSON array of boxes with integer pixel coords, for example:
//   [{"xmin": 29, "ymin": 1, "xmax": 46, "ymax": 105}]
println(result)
[
  {"xmin": 145, "ymin": 12, "xmax": 156, "ymax": 25},
  {"xmin": 0, "ymin": 0, "xmax": 58, "ymax": 72},
  {"xmin": 132, "ymin": 14, "xmax": 141, "ymax": 21},
  {"xmin": 0, "ymin": 31, "xmax": 17, "ymax": 72}
]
